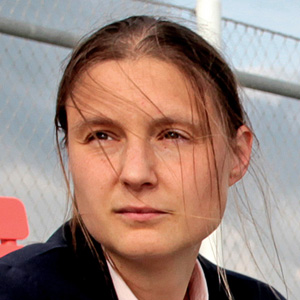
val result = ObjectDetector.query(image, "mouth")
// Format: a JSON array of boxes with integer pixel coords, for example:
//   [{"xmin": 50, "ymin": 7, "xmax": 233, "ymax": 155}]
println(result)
[{"xmin": 114, "ymin": 206, "xmax": 168, "ymax": 222}]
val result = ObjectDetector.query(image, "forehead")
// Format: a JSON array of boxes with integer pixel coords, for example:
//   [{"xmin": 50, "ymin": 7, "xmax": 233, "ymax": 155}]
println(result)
[{"xmin": 70, "ymin": 58, "xmax": 200, "ymax": 121}]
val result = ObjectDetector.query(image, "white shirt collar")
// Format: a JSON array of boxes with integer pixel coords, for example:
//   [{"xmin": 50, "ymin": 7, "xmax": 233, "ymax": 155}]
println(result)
[
  {"xmin": 107, "ymin": 259, "xmax": 138, "ymax": 300},
  {"xmin": 188, "ymin": 259, "xmax": 209, "ymax": 300},
  {"xmin": 107, "ymin": 258, "xmax": 209, "ymax": 300}
]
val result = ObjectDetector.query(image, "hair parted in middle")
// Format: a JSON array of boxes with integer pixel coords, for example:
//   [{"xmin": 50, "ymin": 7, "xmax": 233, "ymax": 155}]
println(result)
[{"xmin": 55, "ymin": 15, "xmax": 247, "ymax": 145}]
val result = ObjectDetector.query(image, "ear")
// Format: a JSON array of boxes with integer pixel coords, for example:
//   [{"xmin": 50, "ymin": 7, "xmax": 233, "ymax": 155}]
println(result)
[{"xmin": 229, "ymin": 125, "xmax": 253, "ymax": 186}]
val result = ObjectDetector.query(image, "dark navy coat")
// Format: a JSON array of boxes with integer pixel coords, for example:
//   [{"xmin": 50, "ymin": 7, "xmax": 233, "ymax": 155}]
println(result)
[{"xmin": 0, "ymin": 223, "xmax": 286, "ymax": 299}]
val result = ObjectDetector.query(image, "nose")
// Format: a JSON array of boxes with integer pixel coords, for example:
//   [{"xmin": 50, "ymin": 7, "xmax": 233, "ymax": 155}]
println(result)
[{"xmin": 119, "ymin": 139, "xmax": 158, "ymax": 192}]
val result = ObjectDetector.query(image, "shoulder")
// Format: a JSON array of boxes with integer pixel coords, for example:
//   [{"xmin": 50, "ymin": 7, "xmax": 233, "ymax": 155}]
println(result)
[
  {"xmin": 0, "ymin": 223, "xmax": 117, "ymax": 300},
  {"xmin": 0, "ymin": 225, "xmax": 69, "ymax": 269},
  {"xmin": 0, "ymin": 224, "xmax": 74, "ymax": 299},
  {"xmin": 198, "ymin": 255, "xmax": 286, "ymax": 300}
]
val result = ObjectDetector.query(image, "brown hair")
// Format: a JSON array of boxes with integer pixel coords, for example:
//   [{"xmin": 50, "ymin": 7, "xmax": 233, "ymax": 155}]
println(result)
[{"xmin": 55, "ymin": 15, "xmax": 245, "ymax": 143}]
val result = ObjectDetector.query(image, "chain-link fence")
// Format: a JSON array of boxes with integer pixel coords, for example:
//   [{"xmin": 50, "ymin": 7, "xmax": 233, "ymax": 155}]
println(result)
[{"xmin": 0, "ymin": 0, "xmax": 299, "ymax": 298}]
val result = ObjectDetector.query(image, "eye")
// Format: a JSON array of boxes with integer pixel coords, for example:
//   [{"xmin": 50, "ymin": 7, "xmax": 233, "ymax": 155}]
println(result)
[
  {"xmin": 86, "ymin": 131, "xmax": 113, "ymax": 142},
  {"xmin": 160, "ymin": 130, "xmax": 187, "ymax": 140}
]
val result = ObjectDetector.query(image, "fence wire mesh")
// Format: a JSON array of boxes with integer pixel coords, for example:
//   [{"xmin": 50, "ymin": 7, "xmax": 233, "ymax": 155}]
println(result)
[{"xmin": 0, "ymin": 0, "xmax": 299, "ymax": 298}]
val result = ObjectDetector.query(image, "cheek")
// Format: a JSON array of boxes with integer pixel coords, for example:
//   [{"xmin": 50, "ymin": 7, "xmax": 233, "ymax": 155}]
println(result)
[
  {"xmin": 181, "ymin": 147, "xmax": 230, "ymax": 220},
  {"xmin": 68, "ymin": 153, "xmax": 112, "ymax": 230},
  {"xmin": 68, "ymin": 149, "xmax": 114, "ymax": 199}
]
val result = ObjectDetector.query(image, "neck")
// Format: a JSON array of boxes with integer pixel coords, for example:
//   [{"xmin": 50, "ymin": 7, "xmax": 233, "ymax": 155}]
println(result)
[{"xmin": 107, "ymin": 247, "xmax": 200, "ymax": 300}]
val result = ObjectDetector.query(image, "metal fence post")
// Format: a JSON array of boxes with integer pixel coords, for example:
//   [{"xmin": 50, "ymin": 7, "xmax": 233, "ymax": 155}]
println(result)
[
  {"xmin": 196, "ymin": 0, "xmax": 223, "ymax": 263},
  {"xmin": 196, "ymin": 0, "xmax": 221, "ymax": 48}
]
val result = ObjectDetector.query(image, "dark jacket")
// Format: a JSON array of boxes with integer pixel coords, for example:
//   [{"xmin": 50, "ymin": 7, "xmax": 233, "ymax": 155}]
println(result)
[{"xmin": 0, "ymin": 223, "xmax": 286, "ymax": 300}]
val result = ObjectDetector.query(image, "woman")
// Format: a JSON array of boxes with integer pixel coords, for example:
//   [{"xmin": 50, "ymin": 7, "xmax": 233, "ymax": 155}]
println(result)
[{"xmin": 0, "ymin": 16, "xmax": 286, "ymax": 299}]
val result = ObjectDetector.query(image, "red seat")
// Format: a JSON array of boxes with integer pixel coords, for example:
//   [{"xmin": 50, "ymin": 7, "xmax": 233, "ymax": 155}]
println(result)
[{"xmin": 0, "ymin": 196, "xmax": 29, "ymax": 257}]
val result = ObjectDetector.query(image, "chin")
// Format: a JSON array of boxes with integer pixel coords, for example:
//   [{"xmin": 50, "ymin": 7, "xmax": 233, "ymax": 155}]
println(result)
[{"xmin": 105, "ymin": 236, "xmax": 192, "ymax": 263}]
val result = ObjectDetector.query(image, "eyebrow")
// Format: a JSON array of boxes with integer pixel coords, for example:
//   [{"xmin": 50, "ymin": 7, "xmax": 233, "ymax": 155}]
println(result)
[
  {"xmin": 150, "ymin": 116, "xmax": 201, "ymax": 133},
  {"xmin": 70, "ymin": 116, "xmax": 121, "ymax": 134},
  {"xmin": 70, "ymin": 115, "xmax": 201, "ymax": 136}
]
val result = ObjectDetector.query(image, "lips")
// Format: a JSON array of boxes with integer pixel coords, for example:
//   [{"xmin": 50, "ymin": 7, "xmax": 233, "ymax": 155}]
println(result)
[{"xmin": 115, "ymin": 206, "xmax": 168, "ymax": 222}]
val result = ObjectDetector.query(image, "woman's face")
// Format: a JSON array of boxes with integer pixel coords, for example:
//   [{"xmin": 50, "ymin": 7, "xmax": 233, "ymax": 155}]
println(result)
[{"xmin": 66, "ymin": 58, "xmax": 239, "ymax": 261}]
